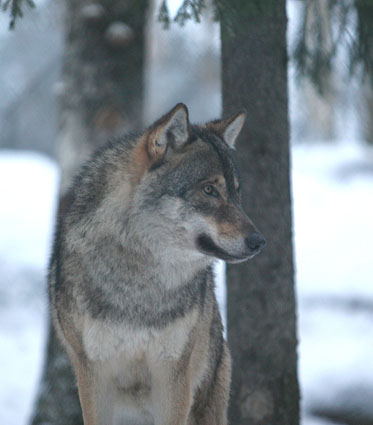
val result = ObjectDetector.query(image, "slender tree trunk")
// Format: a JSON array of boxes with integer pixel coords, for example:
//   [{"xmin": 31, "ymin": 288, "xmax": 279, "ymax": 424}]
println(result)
[
  {"xmin": 30, "ymin": 0, "xmax": 147, "ymax": 423},
  {"xmin": 220, "ymin": 1, "xmax": 299, "ymax": 424},
  {"xmin": 361, "ymin": 75, "xmax": 373, "ymax": 144},
  {"xmin": 355, "ymin": 0, "xmax": 373, "ymax": 145},
  {"xmin": 303, "ymin": 0, "xmax": 336, "ymax": 140}
]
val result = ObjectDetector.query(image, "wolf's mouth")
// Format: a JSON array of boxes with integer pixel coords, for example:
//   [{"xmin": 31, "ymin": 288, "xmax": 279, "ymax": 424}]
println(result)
[{"xmin": 196, "ymin": 234, "xmax": 250, "ymax": 263}]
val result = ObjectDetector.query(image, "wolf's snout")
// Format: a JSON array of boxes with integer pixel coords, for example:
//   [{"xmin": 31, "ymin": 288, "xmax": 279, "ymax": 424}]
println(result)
[{"xmin": 245, "ymin": 232, "xmax": 266, "ymax": 256}]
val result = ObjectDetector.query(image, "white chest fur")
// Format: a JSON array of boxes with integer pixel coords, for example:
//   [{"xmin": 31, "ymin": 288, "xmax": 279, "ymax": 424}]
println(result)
[{"xmin": 82, "ymin": 309, "xmax": 198, "ymax": 364}]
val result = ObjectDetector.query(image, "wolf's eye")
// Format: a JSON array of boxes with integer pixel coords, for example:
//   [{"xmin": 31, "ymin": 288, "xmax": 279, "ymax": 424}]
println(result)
[{"xmin": 203, "ymin": 184, "xmax": 218, "ymax": 197}]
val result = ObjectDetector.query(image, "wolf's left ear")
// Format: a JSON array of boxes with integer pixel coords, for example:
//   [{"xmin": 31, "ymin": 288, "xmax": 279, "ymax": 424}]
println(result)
[
  {"xmin": 207, "ymin": 110, "xmax": 246, "ymax": 148},
  {"xmin": 148, "ymin": 103, "xmax": 190, "ymax": 159}
]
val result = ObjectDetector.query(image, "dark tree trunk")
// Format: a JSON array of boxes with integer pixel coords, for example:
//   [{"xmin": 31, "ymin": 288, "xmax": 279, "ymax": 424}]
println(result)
[
  {"xmin": 57, "ymin": 0, "xmax": 148, "ymax": 194},
  {"xmin": 355, "ymin": 0, "xmax": 373, "ymax": 145},
  {"xmin": 30, "ymin": 0, "xmax": 147, "ymax": 423},
  {"xmin": 220, "ymin": 1, "xmax": 300, "ymax": 425}
]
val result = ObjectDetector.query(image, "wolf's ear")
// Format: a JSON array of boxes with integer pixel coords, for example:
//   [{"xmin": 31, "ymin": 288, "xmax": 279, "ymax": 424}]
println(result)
[
  {"xmin": 148, "ymin": 103, "xmax": 190, "ymax": 159},
  {"xmin": 207, "ymin": 110, "xmax": 246, "ymax": 148}
]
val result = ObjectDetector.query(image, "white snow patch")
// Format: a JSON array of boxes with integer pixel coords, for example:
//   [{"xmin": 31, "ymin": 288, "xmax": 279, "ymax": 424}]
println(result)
[
  {"xmin": 0, "ymin": 150, "xmax": 58, "ymax": 425},
  {"xmin": 292, "ymin": 142, "xmax": 373, "ymax": 299},
  {"xmin": 292, "ymin": 141, "xmax": 373, "ymax": 423},
  {"xmin": 302, "ymin": 417, "xmax": 338, "ymax": 425},
  {"xmin": 0, "ymin": 150, "xmax": 59, "ymax": 269}
]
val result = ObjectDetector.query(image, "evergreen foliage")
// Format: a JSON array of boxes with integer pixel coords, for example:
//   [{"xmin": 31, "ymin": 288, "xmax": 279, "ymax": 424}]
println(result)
[
  {"xmin": 293, "ymin": 0, "xmax": 373, "ymax": 94},
  {"xmin": 156, "ymin": 0, "xmax": 373, "ymax": 93},
  {"xmin": 352, "ymin": 0, "xmax": 373, "ymax": 79},
  {"xmin": 158, "ymin": 0, "xmax": 206, "ymax": 28},
  {"xmin": 158, "ymin": 0, "xmax": 277, "ymax": 35},
  {"xmin": 1, "ymin": 0, "xmax": 35, "ymax": 29},
  {"xmin": 158, "ymin": 0, "xmax": 171, "ymax": 29},
  {"xmin": 174, "ymin": 0, "xmax": 205, "ymax": 26}
]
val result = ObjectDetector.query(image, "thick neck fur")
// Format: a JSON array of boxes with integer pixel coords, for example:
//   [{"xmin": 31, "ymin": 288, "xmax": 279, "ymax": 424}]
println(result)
[
  {"xmin": 119, "ymin": 232, "xmax": 212, "ymax": 290},
  {"xmin": 72, "ymin": 230, "xmax": 214, "ymax": 326},
  {"xmin": 66, "ymin": 203, "xmax": 215, "ymax": 326}
]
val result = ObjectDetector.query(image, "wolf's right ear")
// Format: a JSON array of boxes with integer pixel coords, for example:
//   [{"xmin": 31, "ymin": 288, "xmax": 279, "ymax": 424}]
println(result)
[
  {"xmin": 206, "ymin": 110, "xmax": 246, "ymax": 148},
  {"xmin": 148, "ymin": 103, "xmax": 190, "ymax": 159}
]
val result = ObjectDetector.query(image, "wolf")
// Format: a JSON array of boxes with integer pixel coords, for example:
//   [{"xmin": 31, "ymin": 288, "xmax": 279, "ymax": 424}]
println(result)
[{"xmin": 49, "ymin": 103, "xmax": 265, "ymax": 425}]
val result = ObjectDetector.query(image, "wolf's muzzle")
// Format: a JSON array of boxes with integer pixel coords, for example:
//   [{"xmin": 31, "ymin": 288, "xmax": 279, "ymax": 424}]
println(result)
[{"xmin": 245, "ymin": 232, "xmax": 266, "ymax": 256}]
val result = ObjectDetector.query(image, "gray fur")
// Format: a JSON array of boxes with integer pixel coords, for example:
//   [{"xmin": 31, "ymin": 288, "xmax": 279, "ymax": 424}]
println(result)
[{"xmin": 49, "ymin": 103, "xmax": 264, "ymax": 425}]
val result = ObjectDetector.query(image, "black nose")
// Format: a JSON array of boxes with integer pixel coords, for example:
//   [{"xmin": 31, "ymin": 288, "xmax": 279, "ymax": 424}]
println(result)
[{"xmin": 245, "ymin": 232, "xmax": 266, "ymax": 255}]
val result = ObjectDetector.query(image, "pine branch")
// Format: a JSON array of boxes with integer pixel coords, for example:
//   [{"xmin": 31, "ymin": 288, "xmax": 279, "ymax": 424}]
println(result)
[
  {"xmin": 158, "ymin": 0, "xmax": 170, "ymax": 29},
  {"xmin": 292, "ymin": 0, "xmax": 352, "ymax": 95},
  {"xmin": 292, "ymin": 0, "xmax": 373, "ymax": 93},
  {"xmin": 0, "ymin": 0, "xmax": 35, "ymax": 29},
  {"xmin": 351, "ymin": 0, "xmax": 373, "ymax": 83},
  {"xmin": 174, "ymin": 0, "xmax": 206, "ymax": 26},
  {"xmin": 157, "ymin": 0, "xmax": 206, "ymax": 28}
]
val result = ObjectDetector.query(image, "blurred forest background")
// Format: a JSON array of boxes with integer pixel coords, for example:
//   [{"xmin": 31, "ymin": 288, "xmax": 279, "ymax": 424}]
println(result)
[{"xmin": 0, "ymin": 1, "xmax": 373, "ymax": 425}]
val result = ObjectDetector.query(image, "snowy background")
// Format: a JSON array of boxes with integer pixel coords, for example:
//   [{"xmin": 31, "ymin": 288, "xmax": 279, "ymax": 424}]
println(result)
[{"xmin": 1, "ymin": 1, "xmax": 373, "ymax": 425}]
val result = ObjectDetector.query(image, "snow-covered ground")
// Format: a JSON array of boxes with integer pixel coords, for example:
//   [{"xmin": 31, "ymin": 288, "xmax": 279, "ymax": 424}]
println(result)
[
  {"xmin": 0, "ymin": 151, "xmax": 58, "ymax": 425},
  {"xmin": 293, "ymin": 142, "xmax": 373, "ymax": 424},
  {"xmin": 1, "ymin": 142, "xmax": 373, "ymax": 425}
]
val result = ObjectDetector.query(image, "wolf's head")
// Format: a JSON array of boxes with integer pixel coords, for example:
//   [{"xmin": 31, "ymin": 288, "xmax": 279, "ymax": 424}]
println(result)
[{"xmin": 125, "ymin": 103, "xmax": 265, "ymax": 264}]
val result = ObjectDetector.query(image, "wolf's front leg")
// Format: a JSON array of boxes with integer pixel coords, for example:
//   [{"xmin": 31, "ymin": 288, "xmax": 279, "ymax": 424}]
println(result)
[
  {"xmin": 74, "ymin": 356, "xmax": 116, "ymax": 425},
  {"xmin": 150, "ymin": 359, "xmax": 193, "ymax": 425}
]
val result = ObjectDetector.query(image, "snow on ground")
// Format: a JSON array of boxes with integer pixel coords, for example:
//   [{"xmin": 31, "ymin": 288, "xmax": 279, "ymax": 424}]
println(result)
[
  {"xmin": 0, "ymin": 142, "xmax": 372, "ymax": 424},
  {"xmin": 0, "ymin": 151, "xmax": 58, "ymax": 425},
  {"xmin": 293, "ymin": 143, "xmax": 373, "ymax": 299},
  {"xmin": 292, "ymin": 141, "xmax": 373, "ymax": 423},
  {"xmin": 0, "ymin": 151, "xmax": 58, "ymax": 269}
]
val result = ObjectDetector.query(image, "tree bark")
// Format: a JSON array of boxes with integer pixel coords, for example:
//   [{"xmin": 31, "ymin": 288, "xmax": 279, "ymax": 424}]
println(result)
[
  {"xmin": 30, "ymin": 0, "xmax": 147, "ymax": 423},
  {"xmin": 221, "ymin": 1, "xmax": 299, "ymax": 424},
  {"xmin": 355, "ymin": 0, "xmax": 373, "ymax": 144},
  {"xmin": 58, "ymin": 0, "xmax": 148, "ymax": 194}
]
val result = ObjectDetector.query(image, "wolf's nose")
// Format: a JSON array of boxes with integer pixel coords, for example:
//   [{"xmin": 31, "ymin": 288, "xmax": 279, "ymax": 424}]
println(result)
[{"xmin": 245, "ymin": 232, "xmax": 266, "ymax": 255}]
